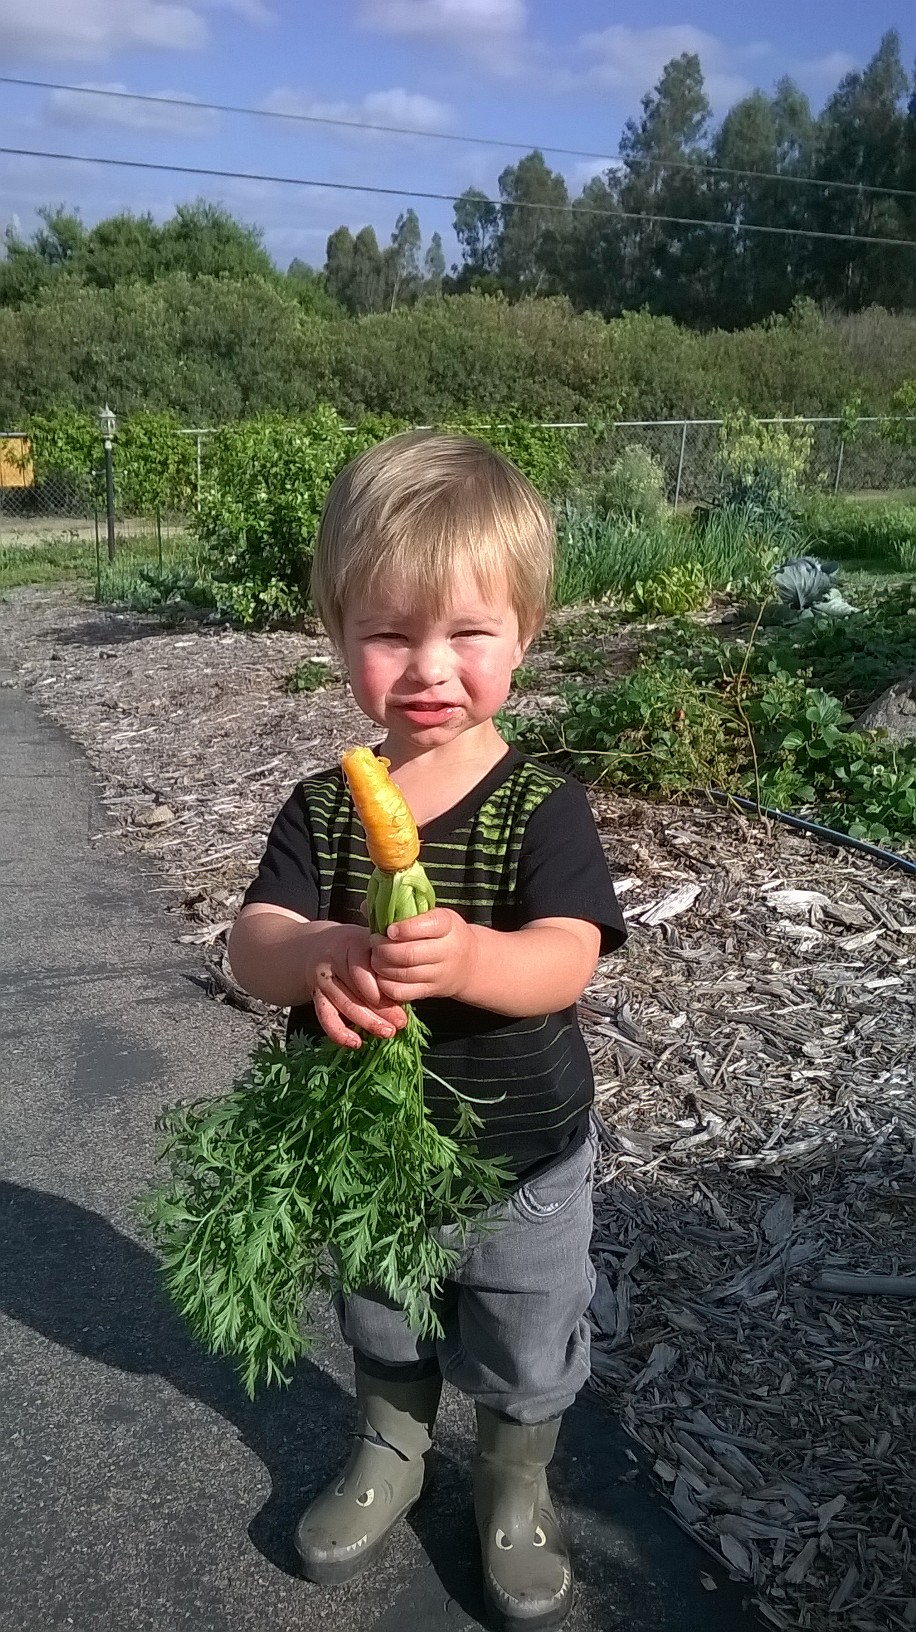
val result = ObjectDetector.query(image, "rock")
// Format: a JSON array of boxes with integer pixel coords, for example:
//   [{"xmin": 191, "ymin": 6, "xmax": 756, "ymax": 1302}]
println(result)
[
  {"xmin": 135, "ymin": 804, "xmax": 174, "ymax": 828},
  {"xmin": 855, "ymin": 673, "xmax": 916, "ymax": 743}
]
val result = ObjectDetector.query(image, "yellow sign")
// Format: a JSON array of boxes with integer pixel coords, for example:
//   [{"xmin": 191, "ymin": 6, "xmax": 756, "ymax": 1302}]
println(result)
[{"xmin": 0, "ymin": 436, "xmax": 34, "ymax": 488}]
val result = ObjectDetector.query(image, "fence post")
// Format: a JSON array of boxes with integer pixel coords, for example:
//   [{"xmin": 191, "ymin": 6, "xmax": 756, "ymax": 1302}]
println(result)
[
  {"xmin": 673, "ymin": 420, "xmax": 689, "ymax": 508},
  {"xmin": 833, "ymin": 439, "xmax": 845, "ymax": 496},
  {"xmin": 196, "ymin": 434, "xmax": 203, "ymax": 505}
]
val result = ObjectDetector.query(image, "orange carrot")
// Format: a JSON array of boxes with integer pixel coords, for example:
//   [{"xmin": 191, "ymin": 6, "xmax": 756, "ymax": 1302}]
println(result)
[{"xmin": 341, "ymin": 747, "xmax": 420, "ymax": 873}]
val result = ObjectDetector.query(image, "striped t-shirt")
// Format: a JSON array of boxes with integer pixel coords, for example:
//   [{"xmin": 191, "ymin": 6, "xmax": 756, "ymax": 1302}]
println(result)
[{"xmin": 243, "ymin": 746, "xmax": 626, "ymax": 1182}]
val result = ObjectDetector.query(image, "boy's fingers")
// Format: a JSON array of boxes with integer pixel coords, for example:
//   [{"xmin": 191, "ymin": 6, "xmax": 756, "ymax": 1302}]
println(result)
[
  {"xmin": 313, "ymin": 990, "xmax": 362, "ymax": 1049},
  {"xmin": 313, "ymin": 968, "xmax": 405, "ymax": 1038},
  {"xmin": 385, "ymin": 909, "xmax": 451, "ymax": 942},
  {"xmin": 345, "ymin": 956, "xmax": 387, "ymax": 1007},
  {"xmin": 372, "ymin": 938, "xmax": 444, "ymax": 973},
  {"xmin": 376, "ymin": 968, "xmax": 438, "ymax": 1000}
]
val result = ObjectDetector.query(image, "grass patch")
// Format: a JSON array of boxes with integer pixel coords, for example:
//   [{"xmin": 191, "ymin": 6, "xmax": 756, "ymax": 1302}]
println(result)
[
  {"xmin": 0, "ymin": 536, "xmax": 97, "ymax": 590},
  {"xmin": 798, "ymin": 495, "xmax": 916, "ymax": 572},
  {"xmin": 0, "ymin": 530, "xmax": 221, "ymax": 621}
]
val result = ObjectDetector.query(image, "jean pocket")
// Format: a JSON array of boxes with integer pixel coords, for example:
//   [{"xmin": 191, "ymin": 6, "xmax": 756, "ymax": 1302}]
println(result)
[{"xmin": 512, "ymin": 1140, "xmax": 595, "ymax": 1223}]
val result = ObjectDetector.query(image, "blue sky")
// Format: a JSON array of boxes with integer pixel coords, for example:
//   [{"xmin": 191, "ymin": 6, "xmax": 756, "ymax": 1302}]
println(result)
[{"xmin": 0, "ymin": 1, "xmax": 913, "ymax": 270}]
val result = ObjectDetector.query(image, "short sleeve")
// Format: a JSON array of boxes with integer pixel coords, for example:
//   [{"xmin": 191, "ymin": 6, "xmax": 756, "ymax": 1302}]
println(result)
[
  {"xmin": 242, "ymin": 785, "xmax": 320, "ymax": 919},
  {"xmin": 515, "ymin": 778, "xmax": 627, "ymax": 955}
]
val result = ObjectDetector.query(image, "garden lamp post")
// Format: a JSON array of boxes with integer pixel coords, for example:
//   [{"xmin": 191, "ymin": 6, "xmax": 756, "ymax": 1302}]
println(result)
[{"xmin": 98, "ymin": 404, "xmax": 116, "ymax": 562}]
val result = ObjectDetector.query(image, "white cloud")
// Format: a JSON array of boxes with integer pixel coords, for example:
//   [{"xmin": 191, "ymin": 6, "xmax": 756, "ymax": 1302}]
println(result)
[
  {"xmin": 577, "ymin": 25, "xmax": 768, "ymax": 109},
  {"xmin": 787, "ymin": 50, "xmax": 857, "ymax": 88},
  {"xmin": 360, "ymin": 0, "xmax": 525, "ymax": 45},
  {"xmin": 264, "ymin": 85, "xmax": 453, "ymax": 135},
  {"xmin": 572, "ymin": 27, "xmax": 863, "ymax": 113},
  {"xmin": 46, "ymin": 82, "xmax": 217, "ymax": 136},
  {"xmin": 0, "ymin": 0, "xmax": 208, "ymax": 61},
  {"xmin": 0, "ymin": 0, "xmax": 272, "ymax": 64}
]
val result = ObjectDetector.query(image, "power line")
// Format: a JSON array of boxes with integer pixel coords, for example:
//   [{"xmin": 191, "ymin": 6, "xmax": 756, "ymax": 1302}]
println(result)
[
  {"xmin": 2, "ymin": 143, "xmax": 915, "ymax": 251},
  {"xmin": 3, "ymin": 73, "xmax": 916, "ymax": 205}
]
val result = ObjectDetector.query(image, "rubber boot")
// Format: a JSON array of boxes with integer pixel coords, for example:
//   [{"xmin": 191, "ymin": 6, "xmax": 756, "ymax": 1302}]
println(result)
[
  {"xmin": 295, "ymin": 1358, "xmax": 442, "ymax": 1585},
  {"xmin": 472, "ymin": 1405, "xmax": 572, "ymax": 1631}
]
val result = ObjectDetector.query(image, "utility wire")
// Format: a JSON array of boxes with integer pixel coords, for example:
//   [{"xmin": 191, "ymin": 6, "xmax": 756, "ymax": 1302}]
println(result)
[
  {"xmin": 3, "ymin": 73, "xmax": 916, "ymax": 204},
  {"xmin": 1, "ymin": 144, "xmax": 915, "ymax": 251}
]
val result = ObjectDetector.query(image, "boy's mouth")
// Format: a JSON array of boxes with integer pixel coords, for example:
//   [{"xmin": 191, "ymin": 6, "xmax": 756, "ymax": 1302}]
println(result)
[{"xmin": 396, "ymin": 701, "xmax": 460, "ymax": 724}]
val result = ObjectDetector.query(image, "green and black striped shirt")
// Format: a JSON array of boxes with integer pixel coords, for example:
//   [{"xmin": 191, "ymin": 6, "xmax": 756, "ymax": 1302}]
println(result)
[{"xmin": 244, "ymin": 746, "xmax": 625, "ymax": 1182}]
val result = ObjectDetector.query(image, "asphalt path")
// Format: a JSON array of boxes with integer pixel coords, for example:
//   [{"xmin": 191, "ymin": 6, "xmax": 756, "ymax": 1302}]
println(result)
[{"xmin": 0, "ymin": 664, "xmax": 761, "ymax": 1632}]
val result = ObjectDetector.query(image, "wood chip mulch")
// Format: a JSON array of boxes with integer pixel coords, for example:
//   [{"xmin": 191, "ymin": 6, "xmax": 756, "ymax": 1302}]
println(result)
[{"xmin": 3, "ymin": 587, "xmax": 914, "ymax": 1632}]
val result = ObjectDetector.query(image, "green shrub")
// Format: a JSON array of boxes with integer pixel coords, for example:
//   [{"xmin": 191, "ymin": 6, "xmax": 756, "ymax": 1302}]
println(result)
[
  {"xmin": 710, "ymin": 412, "xmax": 813, "ymax": 543},
  {"xmin": 287, "ymin": 659, "xmax": 335, "ymax": 693},
  {"xmin": 629, "ymin": 562, "xmax": 708, "ymax": 617},
  {"xmin": 443, "ymin": 415, "xmax": 574, "ymax": 497},
  {"xmin": 597, "ymin": 444, "xmax": 669, "ymax": 523},
  {"xmin": 508, "ymin": 588, "xmax": 916, "ymax": 848},
  {"xmin": 192, "ymin": 407, "xmax": 405, "ymax": 624},
  {"xmin": 27, "ymin": 405, "xmax": 198, "ymax": 513}
]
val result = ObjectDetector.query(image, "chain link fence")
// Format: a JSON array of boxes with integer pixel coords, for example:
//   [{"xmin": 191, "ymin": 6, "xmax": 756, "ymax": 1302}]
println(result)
[
  {"xmin": 2, "ymin": 417, "xmax": 916, "ymax": 547},
  {"xmin": 550, "ymin": 416, "xmax": 916, "ymax": 506}
]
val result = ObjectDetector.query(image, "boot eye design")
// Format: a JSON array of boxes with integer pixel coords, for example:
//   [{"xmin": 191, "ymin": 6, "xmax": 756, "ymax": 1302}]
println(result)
[
  {"xmin": 356, "ymin": 1488, "xmax": 375, "ymax": 1507},
  {"xmin": 533, "ymin": 1526, "xmax": 547, "ymax": 1548},
  {"xmin": 495, "ymin": 1529, "xmax": 513, "ymax": 1551}
]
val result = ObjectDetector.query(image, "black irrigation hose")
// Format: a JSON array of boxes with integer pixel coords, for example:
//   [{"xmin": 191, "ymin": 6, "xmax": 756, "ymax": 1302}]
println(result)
[{"xmin": 709, "ymin": 790, "xmax": 916, "ymax": 878}]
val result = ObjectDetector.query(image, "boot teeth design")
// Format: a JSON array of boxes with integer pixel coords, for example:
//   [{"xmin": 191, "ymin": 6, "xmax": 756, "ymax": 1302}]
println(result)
[
  {"xmin": 473, "ymin": 1407, "xmax": 573, "ymax": 1630},
  {"xmin": 296, "ymin": 1363, "xmax": 442, "ymax": 1586}
]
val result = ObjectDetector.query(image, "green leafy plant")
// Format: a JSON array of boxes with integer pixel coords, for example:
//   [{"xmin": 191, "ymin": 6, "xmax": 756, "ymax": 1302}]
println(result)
[
  {"xmin": 287, "ymin": 658, "xmax": 334, "ymax": 693},
  {"xmin": 139, "ymin": 1014, "xmax": 509, "ymax": 1397},
  {"xmin": 629, "ymin": 561, "xmax": 708, "ymax": 617},
  {"xmin": 798, "ymin": 494, "xmax": 916, "ymax": 571},
  {"xmin": 713, "ymin": 411, "xmax": 813, "ymax": 514},
  {"xmin": 506, "ymin": 589, "xmax": 916, "ymax": 848},
  {"xmin": 193, "ymin": 406, "xmax": 406, "ymax": 625},
  {"xmin": 597, "ymin": 443, "xmax": 669, "ymax": 524},
  {"xmin": 510, "ymin": 663, "xmax": 540, "ymax": 691},
  {"xmin": 443, "ymin": 415, "xmax": 574, "ymax": 498}
]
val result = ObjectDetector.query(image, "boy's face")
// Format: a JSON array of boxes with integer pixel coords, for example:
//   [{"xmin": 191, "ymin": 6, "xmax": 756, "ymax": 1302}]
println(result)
[{"xmin": 341, "ymin": 564, "xmax": 527, "ymax": 751}]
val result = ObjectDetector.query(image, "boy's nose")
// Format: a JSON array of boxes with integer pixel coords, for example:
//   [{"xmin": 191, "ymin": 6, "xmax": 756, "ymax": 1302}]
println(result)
[{"xmin": 407, "ymin": 643, "xmax": 452, "ymax": 684}]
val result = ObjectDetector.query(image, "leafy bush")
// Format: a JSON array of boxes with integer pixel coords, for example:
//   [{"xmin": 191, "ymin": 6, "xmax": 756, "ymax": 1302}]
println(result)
[
  {"xmin": 27, "ymin": 405, "xmax": 198, "ymax": 513},
  {"xmin": 193, "ymin": 407, "xmax": 405, "ymax": 624},
  {"xmin": 507, "ymin": 662, "xmax": 740, "ymax": 793},
  {"xmin": 510, "ymin": 593, "xmax": 916, "ymax": 847},
  {"xmin": 6, "ymin": 284, "xmax": 913, "ymax": 430},
  {"xmin": 629, "ymin": 562, "xmax": 708, "ymax": 617},
  {"xmin": 444, "ymin": 415, "xmax": 574, "ymax": 497},
  {"xmin": 708, "ymin": 413, "xmax": 813, "ymax": 551},
  {"xmin": 597, "ymin": 444, "xmax": 669, "ymax": 523},
  {"xmin": 287, "ymin": 659, "xmax": 335, "ymax": 693}
]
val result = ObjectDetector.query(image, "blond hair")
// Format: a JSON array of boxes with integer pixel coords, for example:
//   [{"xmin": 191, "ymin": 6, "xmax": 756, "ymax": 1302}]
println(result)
[{"xmin": 310, "ymin": 431, "xmax": 555, "ymax": 648}]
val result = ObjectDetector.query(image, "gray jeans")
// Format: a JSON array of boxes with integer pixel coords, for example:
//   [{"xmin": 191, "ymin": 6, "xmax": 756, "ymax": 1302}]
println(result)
[{"xmin": 336, "ymin": 1128, "xmax": 597, "ymax": 1425}]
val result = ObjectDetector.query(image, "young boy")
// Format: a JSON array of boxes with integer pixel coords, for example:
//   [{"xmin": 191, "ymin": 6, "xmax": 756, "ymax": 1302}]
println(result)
[{"xmin": 228, "ymin": 432, "xmax": 626, "ymax": 1630}]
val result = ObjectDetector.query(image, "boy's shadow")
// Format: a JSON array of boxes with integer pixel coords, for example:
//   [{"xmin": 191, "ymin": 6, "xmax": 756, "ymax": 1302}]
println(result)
[
  {"xmin": 0, "ymin": 1181, "xmax": 756, "ymax": 1631},
  {"xmin": 0, "ymin": 1178, "xmax": 478, "ymax": 1612}
]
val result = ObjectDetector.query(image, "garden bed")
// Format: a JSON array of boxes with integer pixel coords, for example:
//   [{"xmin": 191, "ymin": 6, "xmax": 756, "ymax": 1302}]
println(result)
[{"xmin": 1, "ymin": 586, "xmax": 914, "ymax": 1632}]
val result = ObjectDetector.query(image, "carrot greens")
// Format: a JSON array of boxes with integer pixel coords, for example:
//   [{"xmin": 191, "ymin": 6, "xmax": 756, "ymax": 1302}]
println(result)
[{"xmin": 138, "ymin": 748, "xmax": 510, "ymax": 1397}]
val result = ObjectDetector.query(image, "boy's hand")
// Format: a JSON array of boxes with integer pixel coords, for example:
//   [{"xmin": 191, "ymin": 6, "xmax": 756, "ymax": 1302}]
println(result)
[
  {"xmin": 370, "ymin": 909, "xmax": 478, "ymax": 1004},
  {"xmin": 310, "ymin": 924, "xmax": 408, "ymax": 1049}
]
